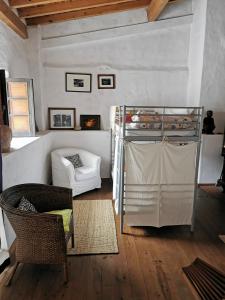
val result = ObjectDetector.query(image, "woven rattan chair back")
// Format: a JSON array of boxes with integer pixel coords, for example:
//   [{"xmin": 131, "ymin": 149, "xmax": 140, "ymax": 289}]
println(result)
[{"xmin": 0, "ymin": 183, "xmax": 74, "ymax": 284}]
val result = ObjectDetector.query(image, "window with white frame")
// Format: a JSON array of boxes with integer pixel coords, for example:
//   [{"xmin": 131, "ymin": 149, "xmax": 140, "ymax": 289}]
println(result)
[{"xmin": 7, "ymin": 79, "xmax": 35, "ymax": 137}]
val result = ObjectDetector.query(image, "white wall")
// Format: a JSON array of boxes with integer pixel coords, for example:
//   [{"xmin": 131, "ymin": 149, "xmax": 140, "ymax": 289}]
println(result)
[
  {"xmin": 200, "ymin": 0, "xmax": 225, "ymax": 133},
  {"xmin": 42, "ymin": 20, "xmax": 191, "ymax": 130},
  {"xmin": 27, "ymin": 1, "xmax": 193, "ymax": 130},
  {"xmin": 199, "ymin": 134, "xmax": 224, "ymax": 184},
  {"xmin": 2, "ymin": 134, "xmax": 52, "ymax": 190},
  {"xmin": 27, "ymin": 27, "xmax": 45, "ymax": 131},
  {"xmin": 187, "ymin": 0, "xmax": 207, "ymax": 106},
  {"xmin": 0, "ymin": 21, "xmax": 29, "ymax": 78}
]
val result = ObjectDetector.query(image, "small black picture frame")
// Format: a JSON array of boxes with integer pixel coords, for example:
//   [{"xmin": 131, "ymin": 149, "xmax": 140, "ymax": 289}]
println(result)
[
  {"xmin": 80, "ymin": 115, "xmax": 100, "ymax": 130},
  {"xmin": 98, "ymin": 74, "xmax": 116, "ymax": 89}
]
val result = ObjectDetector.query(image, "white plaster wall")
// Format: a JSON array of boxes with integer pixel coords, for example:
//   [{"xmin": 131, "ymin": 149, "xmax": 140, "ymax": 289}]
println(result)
[
  {"xmin": 199, "ymin": 134, "xmax": 224, "ymax": 184},
  {"xmin": 0, "ymin": 21, "xmax": 29, "ymax": 77},
  {"xmin": 187, "ymin": 0, "xmax": 207, "ymax": 106},
  {"xmin": 2, "ymin": 134, "xmax": 52, "ymax": 189},
  {"xmin": 27, "ymin": 26, "xmax": 45, "ymax": 131},
  {"xmin": 41, "ymin": 9, "xmax": 148, "ymax": 39},
  {"xmin": 41, "ymin": 10, "xmax": 191, "ymax": 130},
  {"xmin": 200, "ymin": 0, "xmax": 225, "ymax": 133}
]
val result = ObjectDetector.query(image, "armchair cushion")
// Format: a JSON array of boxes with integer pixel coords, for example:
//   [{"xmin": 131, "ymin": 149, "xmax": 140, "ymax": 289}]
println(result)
[
  {"xmin": 65, "ymin": 154, "xmax": 83, "ymax": 169},
  {"xmin": 75, "ymin": 166, "xmax": 97, "ymax": 181},
  {"xmin": 46, "ymin": 209, "xmax": 72, "ymax": 232},
  {"xmin": 18, "ymin": 197, "xmax": 38, "ymax": 213}
]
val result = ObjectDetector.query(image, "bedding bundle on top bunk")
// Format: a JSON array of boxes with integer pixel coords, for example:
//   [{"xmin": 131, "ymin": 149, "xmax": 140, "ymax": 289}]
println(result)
[
  {"xmin": 110, "ymin": 106, "xmax": 197, "ymax": 132},
  {"xmin": 126, "ymin": 113, "xmax": 195, "ymax": 130}
]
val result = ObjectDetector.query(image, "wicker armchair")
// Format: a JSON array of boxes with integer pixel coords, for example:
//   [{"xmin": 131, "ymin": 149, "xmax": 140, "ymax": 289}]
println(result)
[{"xmin": 0, "ymin": 183, "xmax": 74, "ymax": 285}]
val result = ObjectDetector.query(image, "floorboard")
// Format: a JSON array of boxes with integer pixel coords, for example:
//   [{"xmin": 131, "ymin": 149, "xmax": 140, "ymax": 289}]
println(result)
[{"xmin": 0, "ymin": 182, "xmax": 224, "ymax": 300}]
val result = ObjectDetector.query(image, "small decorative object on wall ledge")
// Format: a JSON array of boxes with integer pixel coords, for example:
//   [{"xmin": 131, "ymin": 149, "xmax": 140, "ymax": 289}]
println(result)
[
  {"xmin": 48, "ymin": 107, "xmax": 76, "ymax": 130},
  {"xmin": 202, "ymin": 110, "xmax": 215, "ymax": 134},
  {"xmin": 65, "ymin": 73, "xmax": 92, "ymax": 93},
  {"xmin": 98, "ymin": 74, "xmax": 116, "ymax": 89},
  {"xmin": 80, "ymin": 115, "xmax": 100, "ymax": 130}
]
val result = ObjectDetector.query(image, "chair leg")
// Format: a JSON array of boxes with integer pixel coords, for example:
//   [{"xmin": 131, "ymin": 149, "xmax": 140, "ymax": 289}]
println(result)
[
  {"xmin": 63, "ymin": 262, "xmax": 68, "ymax": 283},
  {"xmin": 71, "ymin": 232, "xmax": 75, "ymax": 248},
  {"xmin": 4, "ymin": 262, "xmax": 19, "ymax": 286}
]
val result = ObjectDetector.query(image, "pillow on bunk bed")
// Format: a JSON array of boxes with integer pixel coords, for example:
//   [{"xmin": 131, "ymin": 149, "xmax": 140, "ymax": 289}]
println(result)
[{"xmin": 131, "ymin": 115, "xmax": 140, "ymax": 122}]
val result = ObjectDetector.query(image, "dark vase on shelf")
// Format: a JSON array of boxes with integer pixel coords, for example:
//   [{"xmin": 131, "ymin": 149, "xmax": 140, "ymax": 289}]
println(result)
[
  {"xmin": 0, "ymin": 69, "xmax": 11, "ymax": 153},
  {"xmin": 0, "ymin": 125, "xmax": 12, "ymax": 153}
]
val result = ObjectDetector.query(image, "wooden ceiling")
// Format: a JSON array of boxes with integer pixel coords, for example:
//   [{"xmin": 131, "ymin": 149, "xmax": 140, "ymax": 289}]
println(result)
[{"xmin": 0, "ymin": 0, "xmax": 175, "ymax": 39}]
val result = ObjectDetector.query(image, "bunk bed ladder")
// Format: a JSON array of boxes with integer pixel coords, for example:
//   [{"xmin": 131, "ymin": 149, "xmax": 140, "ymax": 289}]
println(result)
[{"xmin": 119, "ymin": 106, "xmax": 126, "ymax": 234}]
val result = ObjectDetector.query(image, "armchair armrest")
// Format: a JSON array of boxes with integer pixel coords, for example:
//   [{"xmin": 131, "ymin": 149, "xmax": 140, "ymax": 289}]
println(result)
[
  {"xmin": 60, "ymin": 157, "xmax": 76, "ymax": 185},
  {"xmin": 80, "ymin": 151, "xmax": 101, "ymax": 170},
  {"xmin": 52, "ymin": 152, "xmax": 76, "ymax": 189}
]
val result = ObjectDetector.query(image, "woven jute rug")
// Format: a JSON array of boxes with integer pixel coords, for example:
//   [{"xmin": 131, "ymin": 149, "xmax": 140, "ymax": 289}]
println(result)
[{"xmin": 68, "ymin": 200, "xmax": 118, "ymax": 255}]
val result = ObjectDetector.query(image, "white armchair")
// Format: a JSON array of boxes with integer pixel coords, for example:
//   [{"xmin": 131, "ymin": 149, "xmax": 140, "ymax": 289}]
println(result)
[{"xmin": 51, "ymin": 148, "xmax": 101, "ymax": 196}]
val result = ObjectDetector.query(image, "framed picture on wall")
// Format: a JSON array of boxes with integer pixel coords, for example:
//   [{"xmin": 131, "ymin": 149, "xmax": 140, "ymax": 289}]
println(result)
[
  {"xmin": 48, "ymin": 107, "xmax": 76, "ymax": 130},
  {"xmin": 98, "ymin": 74, "xmax": 116, "ymax": 89},
  {"xmin": 65, "ymin": 73, "xmax": 92, "ymax": 93},
  {"xmin": 80, "ymin": 115, "xmax": 100, "ymax": 130}
]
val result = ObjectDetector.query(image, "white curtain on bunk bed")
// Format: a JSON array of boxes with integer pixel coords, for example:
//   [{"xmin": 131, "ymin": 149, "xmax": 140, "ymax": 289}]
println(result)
[{"xmin": 123, "ymin": 141, "xmax": 197, "ymax": 227}]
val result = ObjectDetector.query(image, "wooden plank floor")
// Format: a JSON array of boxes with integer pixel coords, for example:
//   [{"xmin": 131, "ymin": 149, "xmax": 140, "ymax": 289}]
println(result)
[{"xmin": 0, "ymin": 182, "xmax": 224, "ymax": 300}]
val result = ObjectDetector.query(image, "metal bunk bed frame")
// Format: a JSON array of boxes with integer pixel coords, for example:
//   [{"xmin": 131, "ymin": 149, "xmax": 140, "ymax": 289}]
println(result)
[{"xmin": 111, "ymin": 105, "xmax": 204, "ymax": 234}]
